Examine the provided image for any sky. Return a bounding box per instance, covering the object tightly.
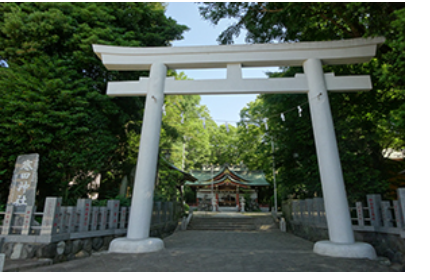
[164,2,279,125]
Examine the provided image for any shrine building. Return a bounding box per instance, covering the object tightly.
[185,164,270,211]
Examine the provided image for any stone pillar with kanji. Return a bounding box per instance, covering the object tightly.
[6,154,39,228]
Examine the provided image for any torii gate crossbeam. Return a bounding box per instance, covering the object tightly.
[93,37,385,259]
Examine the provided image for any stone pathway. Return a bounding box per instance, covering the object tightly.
[19,230,398,272]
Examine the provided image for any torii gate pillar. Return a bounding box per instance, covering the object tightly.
[304,58,376,259]
[109,62,167,253]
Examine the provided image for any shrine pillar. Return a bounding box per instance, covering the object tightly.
[215,188,219,211]
[109,62,167,253]
[304,58,376,259]
[236,187,240,211]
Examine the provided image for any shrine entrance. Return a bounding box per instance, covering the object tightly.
[186,164,269,211]
[219,192,235,207]
[93,37,384,259]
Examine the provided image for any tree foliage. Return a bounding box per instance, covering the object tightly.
[0,2,188,206]
[139,73,218,202]
[199,2,405,202]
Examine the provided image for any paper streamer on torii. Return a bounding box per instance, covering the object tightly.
[297,106,302,117]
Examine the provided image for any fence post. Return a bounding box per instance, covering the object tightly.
[366,194,382,228]
[313,198,324,225]
[60,207,68,233]
[305,199,314,225]
[107,200,120,229]
[1,205,14,235]
[99,207,108,230]
[77,199,92,232]
[41,197,62,235]
[297,200,302,222]
[312,198,318,224]
[397,188,405,226]
[291,201,298,222]
[21,205,36,235]
[66,206,76,233]
[393,200,403,228]
[299,200,306,223]
[380,201,393,227]
[355,202,365,226]
[91,206,100,231]
[119,207,127,229]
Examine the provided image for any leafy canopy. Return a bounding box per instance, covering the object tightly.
[0,2,188,206]
[198,2,405,202]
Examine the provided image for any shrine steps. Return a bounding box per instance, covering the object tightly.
[187,217,256,231]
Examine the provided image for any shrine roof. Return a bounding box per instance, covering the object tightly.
[185,165,269,187]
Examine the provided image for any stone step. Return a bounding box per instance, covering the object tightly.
[188,223,256,229]
[191,216,253,220]
[189,224,255,229]
[188,217,256,231]
[190,221,254,226]
[191,218,254,222]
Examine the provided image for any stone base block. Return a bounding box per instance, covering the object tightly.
[313,240,377,260]
[108,237,164,254]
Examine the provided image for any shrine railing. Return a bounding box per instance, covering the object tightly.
[282,188,405,238]
[0,198,180,243]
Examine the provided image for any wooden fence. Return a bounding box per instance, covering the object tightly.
[0,197,180,243]
[283,188,405,238]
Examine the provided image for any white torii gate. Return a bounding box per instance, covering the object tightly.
[93,37,385,259]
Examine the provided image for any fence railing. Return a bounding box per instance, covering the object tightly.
[0,197,180,243]
[284,188,405,238]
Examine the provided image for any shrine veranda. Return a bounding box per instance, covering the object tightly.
[94,37,385,259]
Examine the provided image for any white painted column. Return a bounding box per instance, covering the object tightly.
[304,58,354,243]
[109,62,167,253]
[304,58,376,259]
[271,138,278,216]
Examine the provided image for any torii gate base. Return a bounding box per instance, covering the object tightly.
[314,241,376,259]
[94,37,384,259]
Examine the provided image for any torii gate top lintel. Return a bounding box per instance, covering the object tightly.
[93,37,385,96]
[93,37,385,71]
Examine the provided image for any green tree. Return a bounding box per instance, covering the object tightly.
[125,71,218,202]
[236,100,276,205]
[199,2,405,202]
[0,2,188,206]
[208,124,241,165]
[161,93,216,172]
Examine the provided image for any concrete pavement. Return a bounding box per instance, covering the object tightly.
[16,229,398,272]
